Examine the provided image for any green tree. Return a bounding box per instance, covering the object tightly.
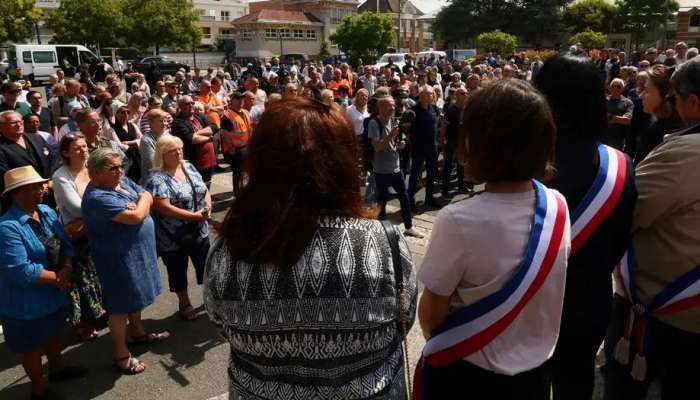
[477,30,518,57]
[329,12,394,64]
[0,0,43,43]
[569,30,608,49]
[121,0,202,54]
[563,0,618,33]
[46,0,123,47]
[433,0,569,47]
[615,0,679,47]
[318,41,331,59]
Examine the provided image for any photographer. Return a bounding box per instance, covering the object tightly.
[369,96,423,238]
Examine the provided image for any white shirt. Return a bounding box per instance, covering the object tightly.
[418,190,570,375]
[254,89,267,107]
[346,104,369,136]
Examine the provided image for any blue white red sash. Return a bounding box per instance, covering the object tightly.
[614,246,700,380]
[413,180,568,399]
[570,143,627,255]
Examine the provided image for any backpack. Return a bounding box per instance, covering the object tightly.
[361,114,379,171]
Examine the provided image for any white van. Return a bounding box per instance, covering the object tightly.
[7,44,100,83]
[416,50,447,67]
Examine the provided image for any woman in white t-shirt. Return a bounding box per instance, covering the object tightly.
[417,79,571,399]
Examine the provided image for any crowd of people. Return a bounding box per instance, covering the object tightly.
[0,45,699,400]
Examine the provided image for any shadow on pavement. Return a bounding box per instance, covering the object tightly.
[1,307,223,399]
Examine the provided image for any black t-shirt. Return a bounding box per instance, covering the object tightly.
[444,104,462,144]
[549,137,636,334]
[410,104,440,148]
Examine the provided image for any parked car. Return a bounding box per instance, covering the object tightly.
[416,50,448,67]
[373,53,409,70]
[6,44,100,83]
[0,58,8,74]
[134,56,190,83]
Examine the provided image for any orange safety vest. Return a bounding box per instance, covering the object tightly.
[221,108,251,153]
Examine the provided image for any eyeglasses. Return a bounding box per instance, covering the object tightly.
[108,164,124,172]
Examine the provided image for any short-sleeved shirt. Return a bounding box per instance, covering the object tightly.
[418,190,570,375]
[368,118,400,174]
[411,104,439,148]
[346,105,369,136]
[604,96,634,149]
[145,163,209,252]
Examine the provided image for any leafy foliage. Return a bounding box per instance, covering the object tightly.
[614,0,679,46]
[433,0,569,47]
[569,30,608,49]
[318,41,331,59]
[46,0,124,47]
[329,12,394,64]
[563,0,618,33]
[0,0,43,43]
[121,0,202,54]
[477,30,519,57]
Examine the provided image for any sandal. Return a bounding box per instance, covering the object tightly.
[130,331,170,346]
[178,304,198,321]
[113,355,146,375]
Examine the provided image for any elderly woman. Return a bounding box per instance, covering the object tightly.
[81,148,168,375]
[145,136,211,320]
[111,104,142,183]
[140,108,170,184]
[204,98,417,399]
[52,133,107,341]
[0,166,87,399]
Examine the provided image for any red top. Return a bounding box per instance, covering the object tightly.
[190,115,217,170]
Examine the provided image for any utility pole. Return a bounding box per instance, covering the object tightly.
[35,21,42,44]
[397,0,402,52]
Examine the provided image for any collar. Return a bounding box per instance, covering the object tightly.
[4,203,43,226]
[670,122,700,137]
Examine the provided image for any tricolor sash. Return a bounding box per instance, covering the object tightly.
[614,246,700,381]
[413,180,568,399]
[570,143,627,255]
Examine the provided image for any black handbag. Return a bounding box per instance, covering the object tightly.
[27,212,66,272]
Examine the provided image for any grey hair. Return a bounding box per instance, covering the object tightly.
[671,57,700,99]
[87,147,122,174]
[687,48,699,59]
[0,111,20,124]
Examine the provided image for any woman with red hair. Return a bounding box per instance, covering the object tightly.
[204,98,417,399]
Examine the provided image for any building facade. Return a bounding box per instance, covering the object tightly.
[232,9,324,58]
[357,0,432,53]
[29,0,248,48]
[677,5,700,47]
[243,0,359,55]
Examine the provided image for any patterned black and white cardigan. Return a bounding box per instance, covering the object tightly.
[204,216,417,400]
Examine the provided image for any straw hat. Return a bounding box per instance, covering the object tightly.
[2,166,49,195]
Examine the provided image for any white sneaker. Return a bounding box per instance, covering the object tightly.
[404,227,425,238]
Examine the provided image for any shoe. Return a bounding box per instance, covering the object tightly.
[441,191,454,199]
[48,365,88,382]
[30,390,63,400]
[404,227,425,238]
[424,198,446,208]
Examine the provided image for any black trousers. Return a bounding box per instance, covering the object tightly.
[602,295,700,400]
[160,239,210,293]
[225,148,247,197]
[422,359,551,400]
[408,146,437,204]
[375,172,413,229]
[441,139,465,194]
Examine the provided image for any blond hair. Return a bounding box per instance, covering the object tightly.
[152,135,184,171]
[147,108,167,123]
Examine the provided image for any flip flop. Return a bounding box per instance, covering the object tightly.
[113,355,147,375]
[130,331,170,346]
[178,304,198,321]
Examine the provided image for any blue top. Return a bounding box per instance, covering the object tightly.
[145,162,209,252]
[81,177,161,314]
[0,204,74,320]
[410,104,439,148]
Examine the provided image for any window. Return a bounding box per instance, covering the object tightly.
[240,29,253,40]
[293,29,304,39]
[202,27,212,39]
[306,30,316,40]
[265,28,278,39]
[279,29,291,39]
[33,51,56,63]
[78,50,97,65]
[22,51,32,63]
[331,8,344,24]
[690,15,700,33]
[220,10,230,21]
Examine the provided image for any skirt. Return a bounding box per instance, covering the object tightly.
[2,307,66,353]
